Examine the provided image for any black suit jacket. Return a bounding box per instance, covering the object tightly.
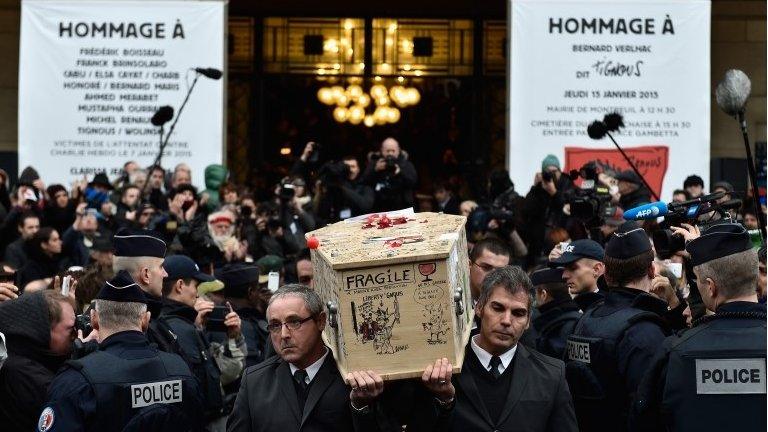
[227,352,378,432]
[439,343,578,432]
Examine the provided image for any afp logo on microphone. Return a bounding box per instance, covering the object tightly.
[636,206,661,218]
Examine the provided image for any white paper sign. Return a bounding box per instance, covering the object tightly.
[19,0,225,189]
[509,0,710,200]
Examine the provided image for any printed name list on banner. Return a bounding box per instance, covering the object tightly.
[19,0,225,189]
[509,0,710,200]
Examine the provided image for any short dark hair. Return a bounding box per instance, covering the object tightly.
[470,238,511,262]
[477,266,532,311]
[672,189,689,199]
[603,249,654,286]
[17,211,39,228]
[683,175,704,189]
[536,282,571,302]
[162,277,193,297]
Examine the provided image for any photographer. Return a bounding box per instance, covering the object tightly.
[522,155,572,267]
[314,156,374,226]
[362,137,418,212]
[273,179,316,252]
[161,255,243,430]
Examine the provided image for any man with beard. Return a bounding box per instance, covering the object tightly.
[0,291,76,430]
[3,211,40,270]
[114,184,141,229]
[180,210,247,269]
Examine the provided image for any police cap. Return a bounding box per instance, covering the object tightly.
[604,221,652,259]
[96,270,147,303]
[113,228,166,258]
[686,223,753,267]
[549,239,604,266]
[215,263,261,298]
[530,267,564,286]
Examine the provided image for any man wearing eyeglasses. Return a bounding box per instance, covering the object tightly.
[227,284,381,432]
[469,239,512,333]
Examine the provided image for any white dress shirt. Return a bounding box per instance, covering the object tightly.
[289,347,329,385]
[470,335,516,374]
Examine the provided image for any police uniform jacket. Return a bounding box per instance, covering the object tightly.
[532,299,581,359]
[630,301,767,432]
[226,350,379,432]
[565,287,671,432]
[38,330,203,432]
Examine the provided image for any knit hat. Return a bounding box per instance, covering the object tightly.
[541,154,561,172]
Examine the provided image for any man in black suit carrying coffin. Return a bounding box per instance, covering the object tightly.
[434,265,578,432]
[227,284,380,432]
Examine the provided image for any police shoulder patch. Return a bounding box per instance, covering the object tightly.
[38,406,55,432]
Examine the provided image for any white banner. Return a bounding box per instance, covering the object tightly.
[19,0,225,189]
[509,0,710,200]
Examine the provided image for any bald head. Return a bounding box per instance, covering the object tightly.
[381,138,400,158]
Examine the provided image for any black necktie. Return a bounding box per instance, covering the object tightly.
[489,356,502,379]
[294,369,309,391]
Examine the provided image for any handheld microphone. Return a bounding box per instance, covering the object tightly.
[150,105,174,126]
[623,201,669,220]
[715,69,751,117]
[193,67,223,80]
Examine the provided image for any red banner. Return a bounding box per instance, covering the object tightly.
[564,146,670,198]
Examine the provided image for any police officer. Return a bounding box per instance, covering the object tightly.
[214,263,273,368]
[548,239,606,311]
[530,267,581,359]
[631,223,766,432]
[161,255,242,430]
[564,222,672,432]
[37,271,203,432]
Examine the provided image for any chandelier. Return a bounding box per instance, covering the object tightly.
[316,77,421,126]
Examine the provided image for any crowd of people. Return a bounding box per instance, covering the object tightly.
[0,135,765,432]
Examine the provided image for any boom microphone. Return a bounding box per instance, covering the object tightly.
[715,69,751,117]
[150,105,174,126]
[624,201,669,221]
[193,67,223,80]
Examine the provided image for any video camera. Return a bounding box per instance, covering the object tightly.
[566,162,617,227]
[652,192,742,259]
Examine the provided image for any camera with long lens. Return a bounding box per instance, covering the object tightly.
[652,192,741,259]
[566,162,617,227]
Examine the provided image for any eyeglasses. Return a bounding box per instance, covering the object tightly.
[471,261,499,273]
[267,315,315,333]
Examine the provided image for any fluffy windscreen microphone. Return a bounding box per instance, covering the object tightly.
[715,69,751,116]
[603,113,624,132]
[151,106,174,126]
[587,120,607,139]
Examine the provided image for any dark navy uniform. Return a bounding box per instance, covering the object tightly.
[160,299,224,420]
[38,331,203,432]
[631,302,766,432]
[631,223,766,432]
[565,288,671,431]
[532,298,581,359]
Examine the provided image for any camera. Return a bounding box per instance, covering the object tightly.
[318,161,351,188]
[307,142,322,165]
[566,162,617,227]
[652,192,740,259]
[542,170,554,183]
[75,312,93,335]
[278,183,295,202]
[373,154,398,175]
